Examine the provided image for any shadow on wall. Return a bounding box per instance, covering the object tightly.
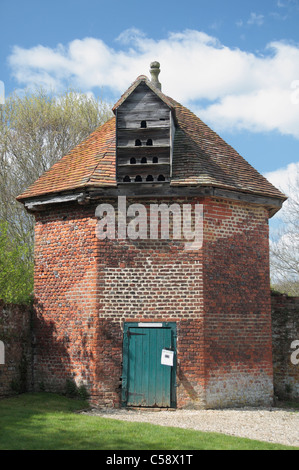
[32,298,90,398]
[92,318,123,407]
[0,300,32,397]
[32,298,118,402]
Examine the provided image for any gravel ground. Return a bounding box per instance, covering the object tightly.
[80,407,299,447]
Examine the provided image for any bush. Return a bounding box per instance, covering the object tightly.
[65,379,89,400]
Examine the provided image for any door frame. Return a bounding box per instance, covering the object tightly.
[121,322,177,408]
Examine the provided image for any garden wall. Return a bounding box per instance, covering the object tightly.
[271,293,299,402]
[0,301,33,397]
[0,293,298,405]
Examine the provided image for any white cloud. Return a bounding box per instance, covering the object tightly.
[265,161,299,192]
[265,162,299,221]
[247,13,265,26]
[277,0,299,8]
[197,86,299,137]
[115,28,146,45]
[7,29,299,139]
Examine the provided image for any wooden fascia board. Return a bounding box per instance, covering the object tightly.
[22,192,86,212]
[88,184,285,214]
[20,183,285,219]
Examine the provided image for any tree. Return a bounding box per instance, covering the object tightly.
[0,88,113,302]
[0,221,33,303]
[270,169,299,296]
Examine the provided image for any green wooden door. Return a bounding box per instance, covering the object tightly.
[122,323,176,407]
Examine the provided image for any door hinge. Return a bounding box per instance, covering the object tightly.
[127,331,146,338]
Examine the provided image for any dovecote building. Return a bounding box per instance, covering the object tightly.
[17,63,286,409]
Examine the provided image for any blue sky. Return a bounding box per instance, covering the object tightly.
[1,0,299,211]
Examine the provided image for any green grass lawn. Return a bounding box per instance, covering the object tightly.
[0,393,297,450]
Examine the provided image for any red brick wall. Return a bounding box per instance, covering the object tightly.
[33,203,101,398]
[203,198,273,407]
[271,294,299,401]
[0,301,32,397]
[32,196,273,408]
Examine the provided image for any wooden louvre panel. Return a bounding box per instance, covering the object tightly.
[116,82,172,183]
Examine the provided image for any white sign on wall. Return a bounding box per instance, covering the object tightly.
[161,349,174,367]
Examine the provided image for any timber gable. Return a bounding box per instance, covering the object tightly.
[115,81,174,184]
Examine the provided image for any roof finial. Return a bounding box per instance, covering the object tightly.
[150,61,161,91]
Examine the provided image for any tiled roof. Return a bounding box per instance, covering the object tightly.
[17,76,286,202]
[170,101,285,199]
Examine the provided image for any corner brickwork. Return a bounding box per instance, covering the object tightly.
[203,198,274,407]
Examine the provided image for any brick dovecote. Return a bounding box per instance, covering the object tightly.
[17,65,285,409]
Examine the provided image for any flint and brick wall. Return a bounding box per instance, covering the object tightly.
[31,195,274,408]
[271,294,299,401]
[0,301,32,397]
